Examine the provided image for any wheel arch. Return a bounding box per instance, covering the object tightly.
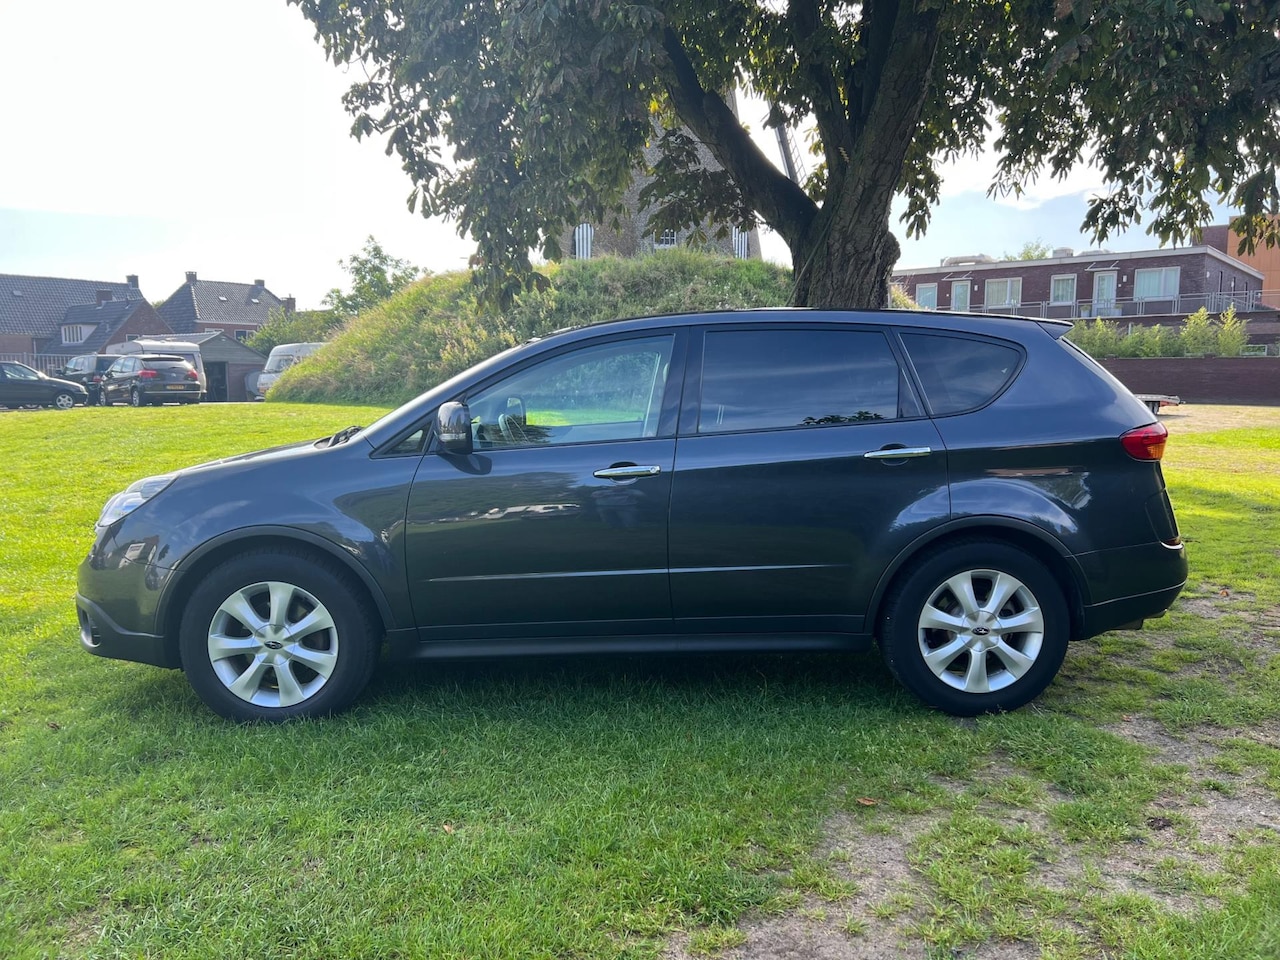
[868,519,1087,642]
[158,527,396,663]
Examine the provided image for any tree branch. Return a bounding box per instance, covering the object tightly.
[787,0,852,178]
[659,26,816,248]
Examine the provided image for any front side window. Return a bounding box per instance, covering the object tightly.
[1134,267,1180,299]
[1,362,39,381]
[465,335,674,449]
[698,329,910,434]
[1050,275,1077,304]
[915,283,938,309]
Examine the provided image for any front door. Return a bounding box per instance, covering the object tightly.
[404,333,680,639]
[668,325,950,634]
[951,280,971,312]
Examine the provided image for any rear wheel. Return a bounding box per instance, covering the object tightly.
[178,550,380,721]
[879,541,1069,716]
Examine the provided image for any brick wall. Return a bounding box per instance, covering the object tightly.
[1098,357,1280,405]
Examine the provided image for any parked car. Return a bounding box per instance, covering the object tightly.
[60,354,122,405]
[254,342,325,399]
[77,309,1187,722]
[0,361,88,409]
[98,354,202,407]
[110,339,207,398]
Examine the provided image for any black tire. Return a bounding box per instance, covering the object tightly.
[879,541,1069,716]
[52,391,76,411]
[130,387,144,407]
[98,387,110,406]
[179,549,380,722]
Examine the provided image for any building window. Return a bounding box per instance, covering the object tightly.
[985,278,1022,308]
[915,283,937,309]
[1050,275,1077,304]
[1134,267,1180,299]
[732,226,750,260]
[655,229,677,249]
[572,223,594,260]
[126,334,140,341]
[61,324,92,344]
[235,330,250,342]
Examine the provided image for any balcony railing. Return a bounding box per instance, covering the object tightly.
[907,290,1272,321]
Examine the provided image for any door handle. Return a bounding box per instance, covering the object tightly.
[593,465,662,480]
[863,446,932,460]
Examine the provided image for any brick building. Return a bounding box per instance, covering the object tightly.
[157,273,293,342]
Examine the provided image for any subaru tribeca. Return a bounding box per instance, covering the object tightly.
[77,310,1187,721]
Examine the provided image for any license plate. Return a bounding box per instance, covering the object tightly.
[166,384,188,390]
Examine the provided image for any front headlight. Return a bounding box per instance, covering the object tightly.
[96,473,178,529]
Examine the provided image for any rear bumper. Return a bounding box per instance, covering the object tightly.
[1074,540,1188,638]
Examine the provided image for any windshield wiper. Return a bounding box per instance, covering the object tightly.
[323,425,363,447]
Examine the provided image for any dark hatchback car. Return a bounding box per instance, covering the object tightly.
[77,310,1187,721]
[61,353,122,405]
[0,361,88,409]
[99,354,202,406]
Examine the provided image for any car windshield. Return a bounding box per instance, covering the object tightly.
[263,356,296,374]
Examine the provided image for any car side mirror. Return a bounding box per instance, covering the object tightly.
[436,401,473,456]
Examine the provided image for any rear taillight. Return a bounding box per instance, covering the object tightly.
[138,369,158,379]
[1121,422,1168,461]
[186,370,199,381]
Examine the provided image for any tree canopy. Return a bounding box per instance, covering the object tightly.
[291,0,1280,309]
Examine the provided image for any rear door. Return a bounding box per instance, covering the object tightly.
[668,323,950,635]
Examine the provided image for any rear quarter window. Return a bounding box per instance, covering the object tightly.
[900,333,1022,415]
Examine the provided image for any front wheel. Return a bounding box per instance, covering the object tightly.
[130,387,144,407]
[879,541,1069,716]
[178,550,380,721]
[52,391,76,410]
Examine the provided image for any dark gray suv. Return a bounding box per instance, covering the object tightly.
[77,310,1187,721]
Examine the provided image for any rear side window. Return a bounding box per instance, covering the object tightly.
[900,333,1021,415]
[698,329,915,433]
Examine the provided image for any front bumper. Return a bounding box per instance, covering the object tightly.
[76,593,178,668]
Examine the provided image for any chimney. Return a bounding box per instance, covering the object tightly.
[253,278,265,288]
[126,274,139,289]
[283,296,296,315]
[185,271,197,284]
[95,289,113,305]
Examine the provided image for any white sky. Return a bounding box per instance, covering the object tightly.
[0,0,1216,307]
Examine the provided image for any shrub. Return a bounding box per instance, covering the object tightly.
[1217,304,1249,357]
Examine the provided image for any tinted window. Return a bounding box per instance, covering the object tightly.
[900,333,1021,415]
[697,329,907,433]
[466,335,674,448]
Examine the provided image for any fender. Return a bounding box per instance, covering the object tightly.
[155,524,401,639]
[865,515,1089,633]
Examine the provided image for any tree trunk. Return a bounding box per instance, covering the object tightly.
[790,200,901,309]
[789,164,903,309]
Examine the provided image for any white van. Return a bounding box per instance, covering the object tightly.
[254,342,325,399]
[109,339,206,398]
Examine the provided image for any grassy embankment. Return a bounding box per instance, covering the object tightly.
[0,402,1278,958]
[269,251,794,406]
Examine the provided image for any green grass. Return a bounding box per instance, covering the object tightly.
[1,403,1279,958]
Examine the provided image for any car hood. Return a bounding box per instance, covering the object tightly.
[42,375,87,392]
[176,434,362,479]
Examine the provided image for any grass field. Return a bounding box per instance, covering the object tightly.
[1,402,1278,959]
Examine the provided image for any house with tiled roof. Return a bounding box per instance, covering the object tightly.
[156,272,294,342]
[0,273,145,356]
[39,297,173,357]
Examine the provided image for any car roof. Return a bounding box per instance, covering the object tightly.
[535,307,1069,345]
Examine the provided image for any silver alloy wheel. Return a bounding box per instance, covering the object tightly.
[53,392,75,410]
[131,387,143,407]
[916,568,1045,694]
[206,580,341,708]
